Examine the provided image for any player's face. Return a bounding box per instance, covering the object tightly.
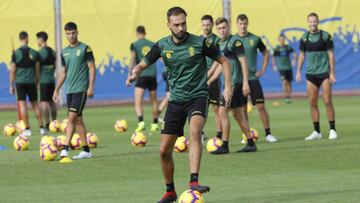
[278,36,285,45]
[65,29,78,45]
[308,16,319,32]
[237,19,248,34]
[216,22,229,39]
[168,13,187,41]
[201,19,213,36]
[36,38,42,47]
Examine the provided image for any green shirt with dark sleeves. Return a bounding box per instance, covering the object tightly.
[200,33,221,69]
[11,46,39,84]
[273,45,294,71]
[130,38,157,77]
[38,46,56,84]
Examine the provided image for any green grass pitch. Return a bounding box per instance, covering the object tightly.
[0,96,359,203]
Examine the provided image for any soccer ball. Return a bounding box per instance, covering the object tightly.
[61,119,69,133]
[114,119,128,132]
[40,144,58,161]
[40,135,57,147]
[71,133,83,150]
[247,103,253,113]
[174,136,189,152]
[56,135,67,150]
[206,137,223,153]
[49,120,61,133]
[15,120,26,133]
[3,123,16,137]
[131,132,147,147]
[178,190,204,203]
[13,136,30,151]
[86,132,98,148]
[242,128,259,143]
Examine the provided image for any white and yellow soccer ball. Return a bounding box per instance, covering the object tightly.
[178,190,204,203]
[40,135,57,147]
[15,120,26,133]
[174,136,189,153]
[242,128,259,143]
[56,135,67,150]
[114,119,128,132]
[71,133,83,150]
[40,144,58,161]
[49,120,61,133]
[86,132,98,148]
[206,137,223,153]
[131,132,147,147]
[61,119,69,133]
[3,123,16,137]
[247,103,253,113]
[13,136,30,151]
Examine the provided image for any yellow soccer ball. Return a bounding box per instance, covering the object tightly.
[131,132,147,147]
[15,120,26,133]
[49,120,61,133]
[56,135,67,150]
[40,135,56,147]
[178,190,204,203]
[71,133,83,150]
[13,136,30,151]
[247,103,253,113]
[61,119,69,133]
[3,123,16,137]
[206,137,223,153]
[114,119,128,132]
[86,132,98,148]
[40,144,58,161]
[242,128,259,143]
[174,136,189,153]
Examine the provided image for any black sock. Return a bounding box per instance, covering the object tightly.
[64,145,69,151]
[166,182,175,192]
[329,120,336,131]
[223,140,228,148]
[216,131,222,139]
[190,173,199,183]
[26,127,30,130]
[45,123,50,129]
[313,122,320,133]
[39,125,44,129]
[83,145,90,152]
[138,116,144,122]
[247,138,255,146]
[153,118,158,123]
[265,128,271,136]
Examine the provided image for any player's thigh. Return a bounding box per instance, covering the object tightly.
[134,87,145,103]
[321,78,332,103]
[306,80,319,105]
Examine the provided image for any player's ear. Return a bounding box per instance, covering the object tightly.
[167,22,170,30]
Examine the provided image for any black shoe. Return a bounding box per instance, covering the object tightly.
[236,144,257,153]
[190,182,211,193]
[210,145,229,154]
[158,191,177,203]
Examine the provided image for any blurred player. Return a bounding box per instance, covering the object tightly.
[158,65,170,120]
[296,12,338,140]
[126,7,233,203]
[9,31,45,136]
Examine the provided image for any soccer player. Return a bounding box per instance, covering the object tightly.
[36,31,57,131]
[272,34,297,103]
[200,14,223,139]
[126,7,233,203]
[210,17,256,154]
[236,14,278,143]
[53,22,96,161]
[296,12,338,140]
[9,31,45,136]
[128,26,159,132]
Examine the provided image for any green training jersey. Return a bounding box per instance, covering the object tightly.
[144,33,221,102]
[200,33,221,69]
[236,32,266,80]
[11,46,39,84]
[61,42,95,94]
[130,38,157,77]
[38,46,56,84]
[299,30,333,75]
[273,45,294,71]
[218,35,245,84]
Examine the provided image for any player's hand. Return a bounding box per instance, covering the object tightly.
[52,91,59,103]
[126,74,137,86]
[9,86,15,95]
[255,70,265,77]
[207,80,212,87]
[330,72,336,84]
[296,71,301,82]
[87,87,94,98]
[242,83,250,97]
[223,84,233,107]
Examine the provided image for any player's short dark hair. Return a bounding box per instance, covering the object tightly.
[19,31,28,40]
[201,15,213,23]
[167,7,187,21]
[64,22,77,31]
[136,26,146,34]
[36,31,48,42]
[237,14,248,22]
[307,12,319,19]
[215,17,229,26]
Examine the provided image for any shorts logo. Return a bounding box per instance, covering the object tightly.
[141,46,151,56]
[76,49,81,56]
[188,47,195,56]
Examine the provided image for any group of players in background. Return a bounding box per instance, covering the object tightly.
[9,6,338,203]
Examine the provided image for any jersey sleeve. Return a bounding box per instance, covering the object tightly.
[202,39,221,60]
[232,39,245,56]
[130,43,135,51]
[84,46,95,62]
[326,34,334,50]
[61,54,66,67]
[257,38,267,52]
[299,38,306,52]
[144,43,161,65]
[11,51,16,64]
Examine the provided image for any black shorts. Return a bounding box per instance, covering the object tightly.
[219,83,247,108]
[208,79,221,105]
[135,76,157,91]
[67,92,87,116]
[15,83,37,102]
[162,72,169,92]
[161,97,208,136]
[40,83,55,102]
[249,79,265,105]
[279,70,293,82]
[306,73,329,88]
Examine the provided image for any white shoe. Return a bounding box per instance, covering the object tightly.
[265,134,278,143]
[40,128,48,136]
[305,131,322,141]
[329,129,338,140]
[73,151,93,160]
[241,138,246,144]
[20,129,32,137]
[60,149,68,158]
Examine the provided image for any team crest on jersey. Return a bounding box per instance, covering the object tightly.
[188,46,195,56]
[235,41,242,47]
[205,39,212,47]
[76,49,81,56]
[164,50,173,59]
[141,46,151,56]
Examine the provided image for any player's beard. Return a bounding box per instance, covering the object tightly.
[171,30,187,42]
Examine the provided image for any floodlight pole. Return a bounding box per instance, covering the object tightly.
[223,0,231,25]
[54,0,65,105]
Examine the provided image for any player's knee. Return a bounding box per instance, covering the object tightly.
[323,98,332,106]
[159,147,172,160]
[256,104,266,112]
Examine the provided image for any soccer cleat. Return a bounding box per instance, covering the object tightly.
[151,123,159,132]
[40,128,48,136]
[189,182,210,193]
[158,191,177,203]
[59,157,73,163]
[210,145,229,155]
[236,144,257,153]
[265,134,278,143]
[135,121,146,132]
[20,129,31,137]
[329,129,338,140]
[305,131,322,141]
[73,151,93,159]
